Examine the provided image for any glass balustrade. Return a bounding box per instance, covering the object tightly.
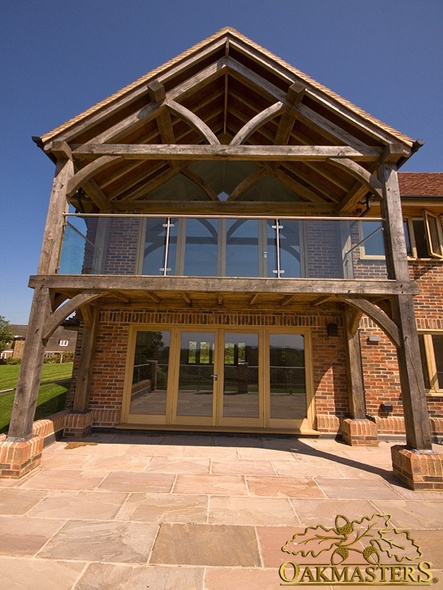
[58,214,388,280]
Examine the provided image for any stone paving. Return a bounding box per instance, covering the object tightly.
[0,432,442,589]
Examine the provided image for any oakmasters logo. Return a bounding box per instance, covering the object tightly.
[279,513,436,586]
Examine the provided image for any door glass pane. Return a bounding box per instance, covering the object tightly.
[226,220,259,277]
[130,331,170,415]
[270,334,306,419]
[177,332,214,416]
[223,333,259,418]
[184,219,218,276]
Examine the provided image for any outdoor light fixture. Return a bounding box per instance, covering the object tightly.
[380,403,393,413]
[367,335,381,344]
[327,323,338,337]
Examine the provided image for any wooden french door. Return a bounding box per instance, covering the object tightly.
[123,326,314,431]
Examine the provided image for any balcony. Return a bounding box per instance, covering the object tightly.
[58,214,388,281]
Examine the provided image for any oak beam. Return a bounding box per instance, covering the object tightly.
[71,144,383,161]
[30,275,419,297]
[67,155,122,198]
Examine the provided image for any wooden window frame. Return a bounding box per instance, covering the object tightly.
[404,211,443,260]
[419,331,443,395]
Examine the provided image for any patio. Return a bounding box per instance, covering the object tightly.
[0,432,442,589]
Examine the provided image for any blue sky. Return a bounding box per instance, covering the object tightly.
[1,0,442,324]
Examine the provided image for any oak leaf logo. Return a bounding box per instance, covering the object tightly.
[282,513,422,565]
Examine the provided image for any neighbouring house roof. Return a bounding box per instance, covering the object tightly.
[398,172,443,197]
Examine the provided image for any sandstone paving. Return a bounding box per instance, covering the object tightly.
[0,435,441,589]
[289,498,377,527]
[208,495,299,526]
[37,520,158,563]
[27,490,129,520]
[144,456,210,474]
[115,492,209,523]
[0,557,85,590]
[97,470,175,493]
[211,458,276,475]
[0,516,65,557]
[173,473,249,495]
[150,523,261,567]
[0,488,48,515]
[20,468,108,491]
[74,563,204,590]
[247,475,325,498]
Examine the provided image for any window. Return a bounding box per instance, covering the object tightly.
[59,339,69,347]
[419,333,443,392]
[360,221,385,258]
[404,211,443,259]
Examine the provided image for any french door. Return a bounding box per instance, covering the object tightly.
[123,326,314,431]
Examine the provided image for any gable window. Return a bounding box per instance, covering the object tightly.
[419,333,443,393]
[404,211,443,259]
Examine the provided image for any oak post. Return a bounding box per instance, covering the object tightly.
[7,284,52,439]
[38,158,74,275]
[72,306,99,412]
[343,309,366,419]
[379,163,432,450]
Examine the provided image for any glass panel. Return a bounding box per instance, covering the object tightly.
[362,222,385,256]
[59,217,93,274]
[279,220,302,278]
[184,219,218,276]
[270,334,306,419]
[143,218,177,275]
[223,333,259,418]
[432,335,443,389]
[413,219,429,258]
[177,332,215,416]
[226,220,259,277]
[266,220,278,277]
[130,331,170,415]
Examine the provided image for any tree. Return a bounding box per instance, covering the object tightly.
[0,316,13,353]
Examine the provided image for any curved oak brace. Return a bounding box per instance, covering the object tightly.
[43,290,106,342]
[167,101,220,145]
[229,168,267,201]
[67,156,122,198]
[230,101,285,146]
[339,296,400,347]
[328,158,383,200]
[181,168,219,201]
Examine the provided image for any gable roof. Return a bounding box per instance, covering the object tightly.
[37,28,421,216]
[40,27,414,147]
